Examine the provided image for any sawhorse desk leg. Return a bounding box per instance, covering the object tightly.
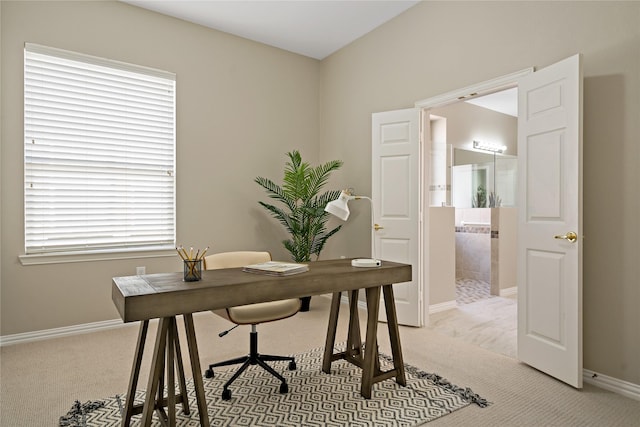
[323,290,364,373]
[323,285,406,399]
[121,315,210,427]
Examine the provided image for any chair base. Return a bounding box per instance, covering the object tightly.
[204,329,296,400]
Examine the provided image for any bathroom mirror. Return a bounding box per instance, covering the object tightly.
[451,148,517,208]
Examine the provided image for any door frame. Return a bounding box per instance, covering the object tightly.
[413,67,533,324]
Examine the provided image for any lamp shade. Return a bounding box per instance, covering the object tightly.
[324,190,353,221]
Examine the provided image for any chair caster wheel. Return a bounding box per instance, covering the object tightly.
[222,389,232,400]
[279,383,288,394]
[204,368,214,378]
[288,360,296,371]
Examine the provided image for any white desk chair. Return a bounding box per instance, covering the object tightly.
[203,251,300,400]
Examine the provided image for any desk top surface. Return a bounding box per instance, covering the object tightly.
[112,258,411,322]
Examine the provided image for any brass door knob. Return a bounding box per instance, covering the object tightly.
[554,231,578,243]
[374,224,384,231]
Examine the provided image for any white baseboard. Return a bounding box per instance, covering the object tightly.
[499,287,517,297]
[583,369,640,401]
[429,300,457,314]
[0,318,126,347]
[0,313,217,347]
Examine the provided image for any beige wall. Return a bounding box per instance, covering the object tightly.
[428,207,455,306]
[493,207,517,294]
[1,1,320,334]
[319,2,640,385]
[1,0,639,388]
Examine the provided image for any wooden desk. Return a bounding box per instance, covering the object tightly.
[112,258,411,427]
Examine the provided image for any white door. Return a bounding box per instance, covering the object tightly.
[517,54,583,388]
[372,108,422,327]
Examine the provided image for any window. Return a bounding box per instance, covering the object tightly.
[23,44,176,258]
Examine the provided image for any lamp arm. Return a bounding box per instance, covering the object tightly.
[355,196,377,261]
[326,190,380,263]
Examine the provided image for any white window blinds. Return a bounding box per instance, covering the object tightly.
[24,44,176,255]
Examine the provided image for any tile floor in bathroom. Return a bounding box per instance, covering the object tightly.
[455,277,493,304]
[427,278,517,358]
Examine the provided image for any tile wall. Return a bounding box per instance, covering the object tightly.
[455,208,491,282]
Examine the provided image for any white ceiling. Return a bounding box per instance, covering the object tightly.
[121,0,419,60]
[121,0,516,116]
[466,88,518,117]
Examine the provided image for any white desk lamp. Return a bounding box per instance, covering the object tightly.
[325,190,382,268]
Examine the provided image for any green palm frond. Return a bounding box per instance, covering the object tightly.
[307,160,343,197]
[255,177,296,211]
[282,151,311,202]
[310,225,342,257]
[257,201,295,233]
[256,151,344,263]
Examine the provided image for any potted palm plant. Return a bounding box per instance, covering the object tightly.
[255,150,343,311]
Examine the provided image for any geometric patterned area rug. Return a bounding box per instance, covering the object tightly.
[60,345,488,426]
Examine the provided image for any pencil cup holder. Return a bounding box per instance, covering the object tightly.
[183,259,202,282]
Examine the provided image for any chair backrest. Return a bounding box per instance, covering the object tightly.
[204,251,271,270]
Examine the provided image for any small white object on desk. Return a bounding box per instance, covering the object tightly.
[351,258,382,268]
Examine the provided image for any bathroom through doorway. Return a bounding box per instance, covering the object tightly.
[422,86,519,358]
[428,91,518,306]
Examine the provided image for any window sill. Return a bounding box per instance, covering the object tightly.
[18,247,177,266]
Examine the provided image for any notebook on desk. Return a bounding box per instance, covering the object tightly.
[242,261,309,276]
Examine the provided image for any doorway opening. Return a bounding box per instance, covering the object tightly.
[415,72,530,359]
[429,89,518,304]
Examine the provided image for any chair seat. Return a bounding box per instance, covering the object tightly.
[214,298,301,325]
[204,251,301,400]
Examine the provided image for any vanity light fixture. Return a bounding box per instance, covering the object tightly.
[473,140,507,154]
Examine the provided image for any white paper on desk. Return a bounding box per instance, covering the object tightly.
[242,261,309,276]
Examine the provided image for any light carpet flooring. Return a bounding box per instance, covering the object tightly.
[2,295,639,426]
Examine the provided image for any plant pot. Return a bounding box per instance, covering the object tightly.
[300,296,311,312]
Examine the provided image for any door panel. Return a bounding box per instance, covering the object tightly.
[527,132,563,219]
[380,155,412,217]
[518,54,583,388]
[526,250,564,344]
